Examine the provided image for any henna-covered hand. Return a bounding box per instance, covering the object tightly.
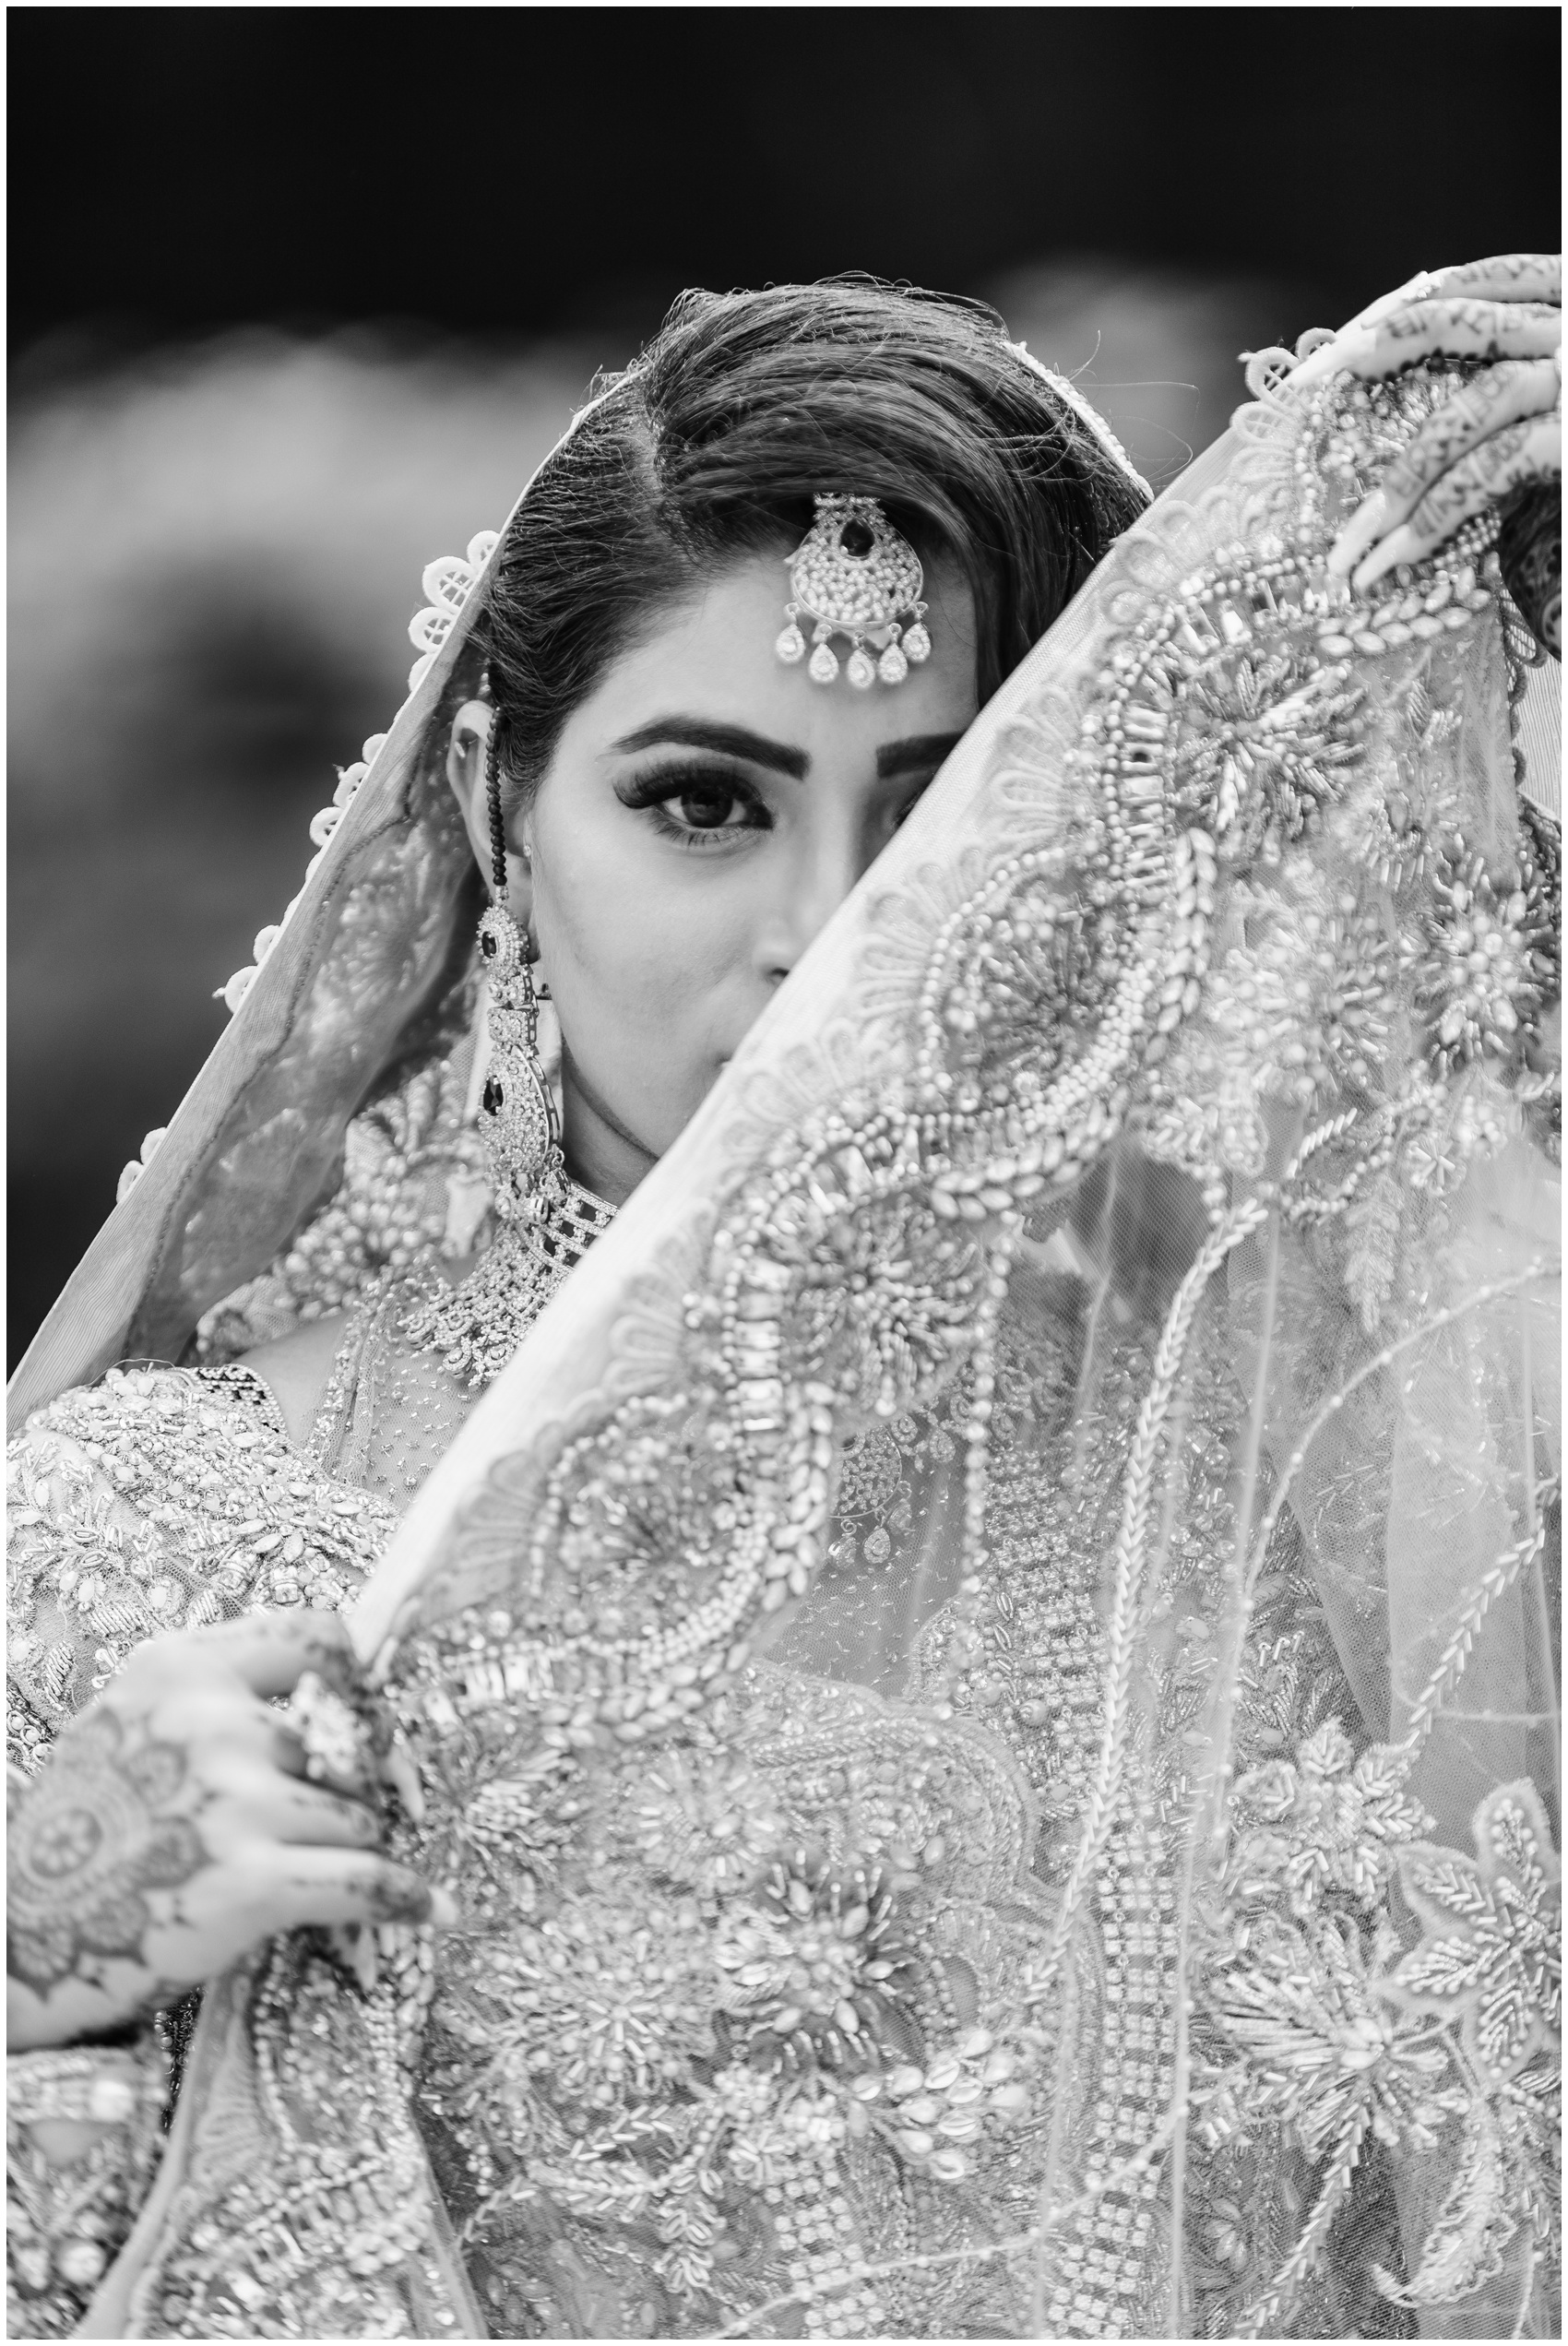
[1295,255,1561,385]
[6,1610,452,2053]
[1287,255,1561,608]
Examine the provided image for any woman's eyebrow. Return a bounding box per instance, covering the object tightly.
[610,718,810,778]
[876,732,963,779]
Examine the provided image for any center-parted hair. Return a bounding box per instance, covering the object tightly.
[474,279,1151,809]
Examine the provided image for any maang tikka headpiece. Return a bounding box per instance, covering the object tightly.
[777,494,932,687]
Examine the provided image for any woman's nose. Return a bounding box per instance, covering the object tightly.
[754,816,869,987]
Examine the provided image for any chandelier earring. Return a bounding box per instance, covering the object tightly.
[399,713,614,1388]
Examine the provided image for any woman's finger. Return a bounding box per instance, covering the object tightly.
[267,1773,379,1848]
[1339,260,1560,336]
[1329,357,1562,577]
[1349,415,1562,592]
[1420,255,1561,309]
[265,1844,458,1932]
[199,1755,386,1850]
[256,1778,386,1851]
[111,1681,286,1772]
[125,1606,357,1703]
[1292,298,1561,387]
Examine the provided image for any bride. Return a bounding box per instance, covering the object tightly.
[7,265,1561,2339]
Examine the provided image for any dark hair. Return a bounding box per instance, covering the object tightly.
[475,278,1149,815]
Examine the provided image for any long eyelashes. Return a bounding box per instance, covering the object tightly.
[613,763,772,851]
[612,763,941,852]
[647,798,766,851]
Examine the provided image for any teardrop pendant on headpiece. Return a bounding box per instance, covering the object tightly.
[778,495,931,686]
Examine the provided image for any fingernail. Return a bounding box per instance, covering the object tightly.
[1327,492,1387,578]
[1352,530,1415,595]
[381,1739,426,1824]
[430,1886,463,1931]
[1291,326,1377,388]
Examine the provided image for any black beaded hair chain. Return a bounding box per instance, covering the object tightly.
[484,715,509,898]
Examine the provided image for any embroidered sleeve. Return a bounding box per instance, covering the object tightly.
[7,1363,394,1760]
[6,1366,398,2325]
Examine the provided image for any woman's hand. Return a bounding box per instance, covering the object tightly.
[7,1610,447,2053]
[1289,256,1561,601]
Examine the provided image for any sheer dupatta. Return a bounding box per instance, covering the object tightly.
[44,356,1562,2338]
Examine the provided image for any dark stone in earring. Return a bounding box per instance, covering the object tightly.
[482,1078,504,1115]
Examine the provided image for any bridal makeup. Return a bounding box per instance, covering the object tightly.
[449,551,978,1204]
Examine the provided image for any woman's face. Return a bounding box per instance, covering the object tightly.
[451,550,978,1202]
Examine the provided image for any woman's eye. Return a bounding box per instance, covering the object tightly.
[675,786,742,829]
[626,769,770,846]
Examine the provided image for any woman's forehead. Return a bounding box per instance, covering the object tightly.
[568,554,980,762]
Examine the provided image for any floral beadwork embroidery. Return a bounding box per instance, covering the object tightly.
[1391,1781,1562,2083]
[1227,1721,1435,1918]
[1205,1910,1467,2162]
[1415,831,1556,1079]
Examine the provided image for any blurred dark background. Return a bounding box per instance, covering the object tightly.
[9,6,1560,1365]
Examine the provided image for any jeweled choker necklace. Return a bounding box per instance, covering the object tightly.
[399,1167,616,1392]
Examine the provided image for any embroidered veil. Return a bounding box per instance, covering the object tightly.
[8,347,1561,2340]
